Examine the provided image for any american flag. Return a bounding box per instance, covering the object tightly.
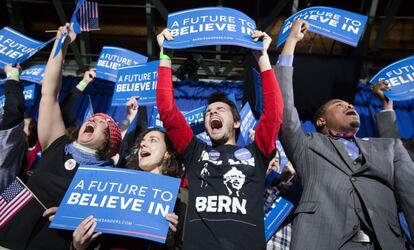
[0,179,33,228]
[78,0,99,32]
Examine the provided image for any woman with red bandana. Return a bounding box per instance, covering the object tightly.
[0,24,122,249]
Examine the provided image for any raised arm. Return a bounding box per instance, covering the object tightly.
[372,81,400,138]
[155,29,193,153]
[0,65,24,130]
[38,23,76,150]
[276,20,309,168]
[252,31,283,158]
[120,96,139,139]
[60,69,96,128]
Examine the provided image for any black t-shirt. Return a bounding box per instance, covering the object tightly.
[0,135,78,249]
[181,137,268,250]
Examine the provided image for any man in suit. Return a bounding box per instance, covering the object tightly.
[276,19,414,250]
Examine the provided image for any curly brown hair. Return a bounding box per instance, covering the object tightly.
[125,128,182,178]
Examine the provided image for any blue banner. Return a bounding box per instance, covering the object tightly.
[277,6,367,47]
[112,60,159,106]
[96,46,148,82]
[20,64,45,84]
[164,7,263,50]
[240,102,257,145]
[0,27,53,68]
[49,166,181,243]
[264,197,294,241]
[369,56,414,101]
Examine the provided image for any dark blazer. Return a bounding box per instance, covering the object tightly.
[375,110,414,161]
[275,65,414,250]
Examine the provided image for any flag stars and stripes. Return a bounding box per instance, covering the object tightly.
[0,179,33,228]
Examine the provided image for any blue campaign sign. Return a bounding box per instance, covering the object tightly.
[20,64,45,84]
[164,7,263,50]
[149,105,206,134]
[277,6,367,47]
[369,56,414,101]
[49,166,181,243]
[183,105,205,134]
[264,140,289,187]
[96,46,148,82]
[148,106,164,130]
[240,102,257,145]
[0,27,53,67]
[264,197,294,241]
[112,60,159,106]
[23,84,36,106]
[276,140,288,171]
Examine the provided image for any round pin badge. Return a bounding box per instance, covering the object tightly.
[208,150,220,161]
[64,159,77,171]
[234,148,252,161]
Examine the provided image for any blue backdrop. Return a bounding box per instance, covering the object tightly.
[2,77,413,140]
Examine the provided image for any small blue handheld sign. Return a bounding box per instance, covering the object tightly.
[49,166,181,243]
[240,102,257,145]
[277,6,367,47]
[369,56,414,101]
[164,7,263,50]
[20,65,46,84]
[96,46,148,82]
[264,197,294,241]
[0,27,53,67]
[112,60,159,106]
[264,140,289,187]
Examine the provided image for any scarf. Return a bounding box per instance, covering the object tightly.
[64,142,113,166]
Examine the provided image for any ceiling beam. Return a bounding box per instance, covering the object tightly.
[259,0,291,33]
[372,0,402,52]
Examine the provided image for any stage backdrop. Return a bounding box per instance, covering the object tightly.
[1,75,414,140]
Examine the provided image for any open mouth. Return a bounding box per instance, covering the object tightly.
[346,110,357,116]
[210,117,223,130]
[140,150,151,158]
[84,124,95,134]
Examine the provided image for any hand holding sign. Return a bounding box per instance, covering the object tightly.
[4,64,21,81]
[157,29,174,68]
[165,212,179,232]
[73,216,102,250]
[53,23,77,58]
[372,80,393,110]
[252,31,271,59]
[82,68,96,84]
[42,206,58,222]
[289,19,309,43]
[126,96,139,121]
[157,29,174,53]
